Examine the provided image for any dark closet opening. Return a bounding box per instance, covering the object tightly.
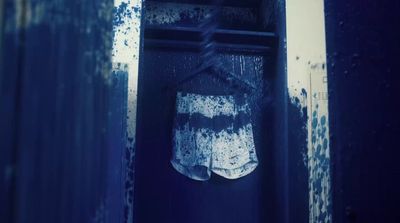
[134,1,280,222]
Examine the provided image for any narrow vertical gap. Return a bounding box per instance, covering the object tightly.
[10,0,28,222]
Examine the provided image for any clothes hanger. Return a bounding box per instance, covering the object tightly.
[174,1,257,94]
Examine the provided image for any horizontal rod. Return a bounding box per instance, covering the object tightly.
[144,26,278,49]
[144,39,273,55]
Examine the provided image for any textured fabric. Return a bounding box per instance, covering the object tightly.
[171,92,258,181]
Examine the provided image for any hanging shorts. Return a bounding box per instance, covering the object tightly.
[170,92,258,181]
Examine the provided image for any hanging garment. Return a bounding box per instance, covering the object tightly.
[171,91,258,181]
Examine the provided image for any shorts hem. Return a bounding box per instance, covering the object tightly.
[170,160,211,181]
[211,160,258,179]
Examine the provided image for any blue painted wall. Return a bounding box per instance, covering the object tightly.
[325,0,400,222]
[0,1,129,222]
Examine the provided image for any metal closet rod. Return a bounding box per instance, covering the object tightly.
[144,26,277,54]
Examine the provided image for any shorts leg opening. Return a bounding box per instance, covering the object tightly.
[171,159,211,181]
[212,160,258,179]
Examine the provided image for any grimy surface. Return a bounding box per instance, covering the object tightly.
[0,1,128,222]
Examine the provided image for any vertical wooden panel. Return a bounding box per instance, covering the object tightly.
[0,1,25,222]
[112,1,143,222]
[0,0,132,222]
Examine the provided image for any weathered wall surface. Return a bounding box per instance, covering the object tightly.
[112,1,143,222]
[285,0,331,222]
[0,1,129,222]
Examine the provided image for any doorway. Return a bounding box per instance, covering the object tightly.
[134,1,279,222]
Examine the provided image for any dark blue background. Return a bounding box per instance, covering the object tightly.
[325,0,400,222]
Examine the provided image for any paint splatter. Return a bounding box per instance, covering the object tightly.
[309,104,332,223]
[144,2,256,26]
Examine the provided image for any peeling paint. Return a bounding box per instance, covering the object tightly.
[112,0,142,222]
[290,88,308,117]
[286,0,332,222]
[144,2,256,26]
[308,64,331,223]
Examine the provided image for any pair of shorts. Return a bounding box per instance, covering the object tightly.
[170,92,258,181]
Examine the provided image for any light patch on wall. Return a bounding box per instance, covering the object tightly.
[5,1,97,31]
[285,0,331,222]
[112,0,142,222]
[4,1,49,31]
